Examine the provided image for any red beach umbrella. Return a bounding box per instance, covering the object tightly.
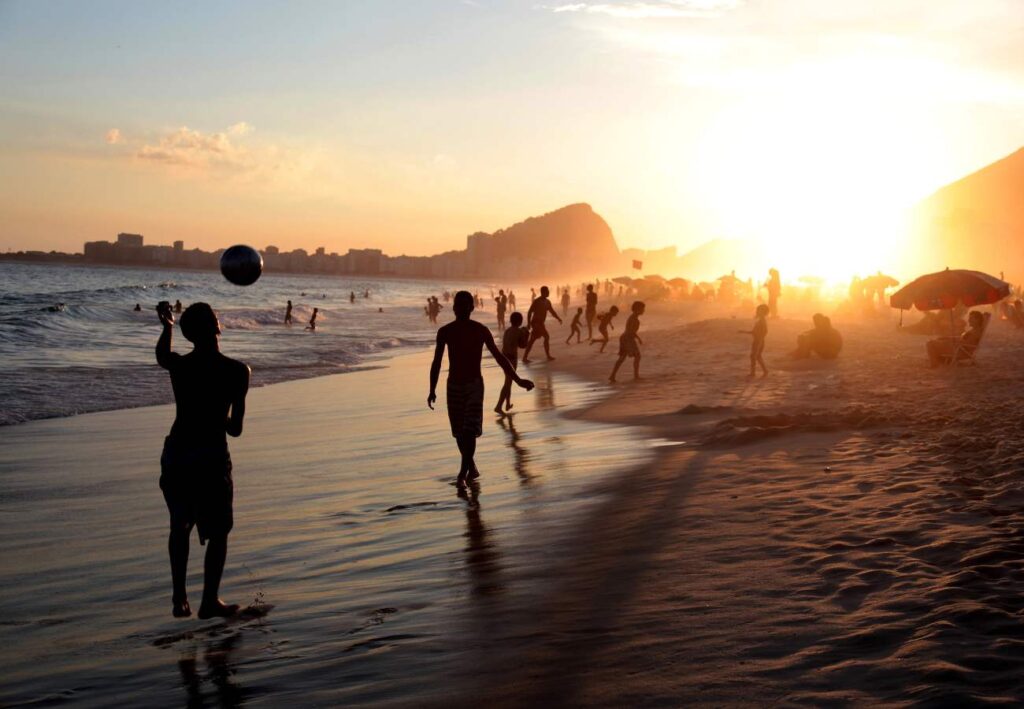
[889,269,1010,311]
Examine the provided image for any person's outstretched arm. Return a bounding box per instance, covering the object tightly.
[547,301,562,324]
[484,330,534,390]
[156,306,176,369]
[427,331,446,409]
[226,363,251,437]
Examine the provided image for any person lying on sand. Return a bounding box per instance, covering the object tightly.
[610,301,644,383]
[429,291,534,487]
[740,304,770,377]
[792,313,843,360]
[156,302,250,620]
[926,310,986,367]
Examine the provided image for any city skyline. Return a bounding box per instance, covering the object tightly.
[2,1,1024,281]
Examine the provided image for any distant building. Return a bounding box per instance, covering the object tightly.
[117,233,143,247]
[173,240,184,251]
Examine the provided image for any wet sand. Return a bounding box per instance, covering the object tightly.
[0,350,651,707]
[442,306,1024,706]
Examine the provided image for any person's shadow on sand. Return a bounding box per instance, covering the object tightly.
[497,415,534,485]
[177,633,248,708]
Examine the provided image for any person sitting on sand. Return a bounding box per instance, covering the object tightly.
[495,312,530,414]
[792,313,843,360]
[522,286,563,363]
[566,307,584,344]
[156,302,250,619]
[591,306,619,353]
[609,301,645,383]
[429,291,534,487]
[926,310,986,367]
[740,304,770,377]
[306,307,318,331]
[284,300,293,325]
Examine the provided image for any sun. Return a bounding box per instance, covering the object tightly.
[694,73,946,285]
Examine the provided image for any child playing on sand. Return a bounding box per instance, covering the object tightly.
[591,306,619,353]
[740,304,769,376]
[429,291,534,487]
[496,312,530,414]
[156,302,250,619]
[609,301,644,383]
[566,307,584,344]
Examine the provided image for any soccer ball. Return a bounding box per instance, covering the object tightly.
[220,245,263,286]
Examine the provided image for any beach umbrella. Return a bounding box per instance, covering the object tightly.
[667,277,690,287]
[717,273,740,283]
[612,276,633,285]
[890,268,1009,311]
[644,274,667,283]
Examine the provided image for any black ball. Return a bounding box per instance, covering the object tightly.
[220,245,263,286]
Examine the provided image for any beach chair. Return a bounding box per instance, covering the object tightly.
[942,312,991,367]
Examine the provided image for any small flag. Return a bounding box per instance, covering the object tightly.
[632,259,643,270]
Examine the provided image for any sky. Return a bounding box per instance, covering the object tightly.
[2,0,1023,274]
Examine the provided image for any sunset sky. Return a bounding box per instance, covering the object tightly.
[2,0,1023,272]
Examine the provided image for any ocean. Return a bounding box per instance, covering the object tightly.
[0,261,505,425]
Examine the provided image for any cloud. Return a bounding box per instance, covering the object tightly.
[105,128,122,144]
[542,0,740,19]
[134,124,259,172]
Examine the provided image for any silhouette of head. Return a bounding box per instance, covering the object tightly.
[632,301,646,315]
[510,311,523,327]
[587,284,594,292]
[812,312,827,329]
[454,290,475,318]
[576,307,583,314]
[755,304,770,318]
[610,305,620,315]
[180,303,220,345]
[287,300,292,305]
[499,289,505,295]
[540,286,550,297]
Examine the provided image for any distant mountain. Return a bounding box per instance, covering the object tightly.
[466,203,620,277]
[675,237,766,282]
[913,147,1024,280]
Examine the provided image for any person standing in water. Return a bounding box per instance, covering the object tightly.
[508,290,517,311]
[560,287,571,318]
[609,301,645,383]
[740,304,770,376]
[584,284,598,341]
[174,300,183,314]
[429,291,533,487]
[307,307,319,331]
[495,289,508,332]
[522,286,562,363]
[566,307,584,344]
[156,302,250,619]
[495,311,529,414]
[284,300,293,325]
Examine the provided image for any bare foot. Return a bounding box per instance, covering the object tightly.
[546,356,556,361]
[172,597,192,618]
[467,467,480,480]
[608,377,617,384]
[522,358,531,364]
[198,599,239,619]
[505,401,513,411]
[494,405,504,414]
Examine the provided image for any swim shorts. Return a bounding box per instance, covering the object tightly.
[618,335,639,358]
[160,437,234,544]
[447,377,484,439]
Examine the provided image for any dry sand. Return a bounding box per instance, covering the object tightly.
[441,302,1024,706]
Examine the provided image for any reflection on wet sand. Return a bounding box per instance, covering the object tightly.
[458,483,503,601]
[534,371,556,410]
[177,633,247,709]
[497,415,534,485]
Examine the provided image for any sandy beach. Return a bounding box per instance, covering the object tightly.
[438,302,1024,706]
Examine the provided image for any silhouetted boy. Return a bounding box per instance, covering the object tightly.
[284,300,293,325]
[496,311,529,414]
[585,284,598,340]
[522,285,562,363]
[156,302,250,619]
[740,303,770,376]
[429,291,533,486]
[609,301,645,383]
[566,307,584,344]
[592,306,619,353]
